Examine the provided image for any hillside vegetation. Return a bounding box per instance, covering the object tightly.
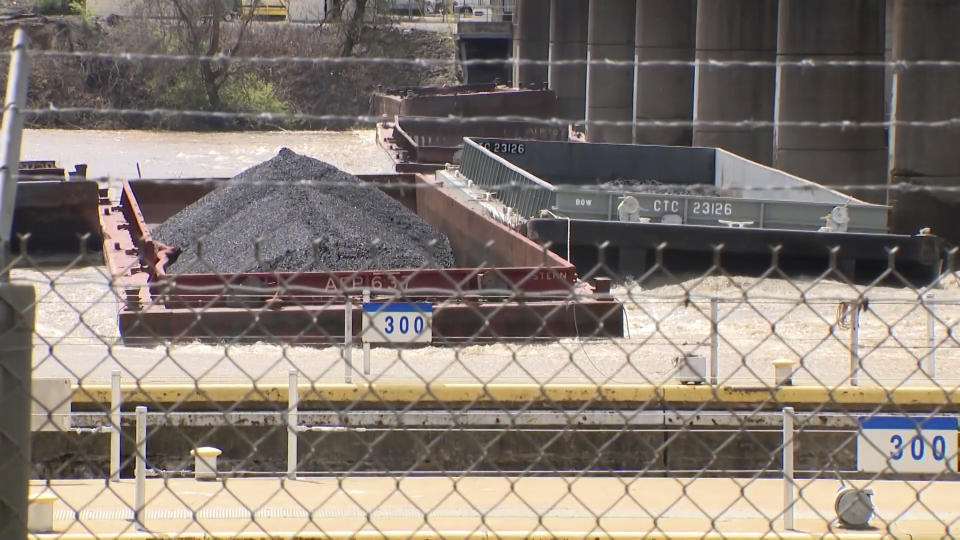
[0,14,457,129]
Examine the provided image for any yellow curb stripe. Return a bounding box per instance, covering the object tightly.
[70,383,960,406]
[28,533,901,540]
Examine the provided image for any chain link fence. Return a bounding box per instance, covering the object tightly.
[0,8,958,538]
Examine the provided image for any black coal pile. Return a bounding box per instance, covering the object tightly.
[151,149,456,274]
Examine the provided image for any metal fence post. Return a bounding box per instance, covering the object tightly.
[0,284,35,540]
[110,370,121,482]
[710,297,719,386]
[134,405,147,531]
[0,29,32,540]
[287,369,298,480]
[925,293,936,378]
[782,406,795,531]
[0,29,29,278]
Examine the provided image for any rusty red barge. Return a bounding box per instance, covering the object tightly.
[100,173,623,346]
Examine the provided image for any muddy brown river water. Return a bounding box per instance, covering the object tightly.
[22,129,395,181]
[13,129,960,388]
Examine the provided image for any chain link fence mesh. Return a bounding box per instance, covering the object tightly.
[0,5,958,538]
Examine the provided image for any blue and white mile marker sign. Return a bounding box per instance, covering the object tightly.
[857,415,958,473]
[361,302,433,344]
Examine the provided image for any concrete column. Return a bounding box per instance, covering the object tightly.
[549,0,588,121]
[888,0,960,242]
[693,0,777,164]
[513,0,550,88]
[774,0,887,203]
[586,0,635,142]
[633,0,696,146]
[883,0,894,123]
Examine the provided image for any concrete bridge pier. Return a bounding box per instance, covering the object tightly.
[773,0,887,203]
[887,0,960,241]
[513,0,550,88]
[632,0,696,146]
[693,0,777,164]
[586,0,635,143]
[548,0,588,122]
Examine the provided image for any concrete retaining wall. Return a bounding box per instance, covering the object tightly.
[33,424,858,479]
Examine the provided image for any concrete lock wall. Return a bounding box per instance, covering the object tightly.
[693,0,777,165]
[773,0,887,204]
[31,425,858,478]
[633,0,696,146]
[887,0,960,242]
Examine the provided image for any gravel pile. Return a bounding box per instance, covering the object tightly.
[151,149,456,274]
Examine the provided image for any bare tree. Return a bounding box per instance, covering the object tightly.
[164,0,260,110]
[339,0,369,56]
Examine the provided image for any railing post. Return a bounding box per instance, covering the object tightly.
[110,370,121,482]
[783,406,795,531]
[344,295,353,383]
[362,289,371,376]
[287,369,298,480]
[134,406,147,531]
[710,297,719,386]
[925,293,936,379]
[849,301,861,386]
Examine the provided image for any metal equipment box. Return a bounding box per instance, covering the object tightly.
[31,378,71,432]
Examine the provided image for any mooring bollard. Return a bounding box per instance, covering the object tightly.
[190,447,222,481]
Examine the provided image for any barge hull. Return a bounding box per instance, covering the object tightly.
[102,174,624,345]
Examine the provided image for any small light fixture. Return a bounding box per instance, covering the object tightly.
[835,487,874,529]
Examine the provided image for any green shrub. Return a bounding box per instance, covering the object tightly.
[221,73,288,115]
[36,0,67,14]
[150,67,211,111]
[148,64,289,128]
[68,0,91,22]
